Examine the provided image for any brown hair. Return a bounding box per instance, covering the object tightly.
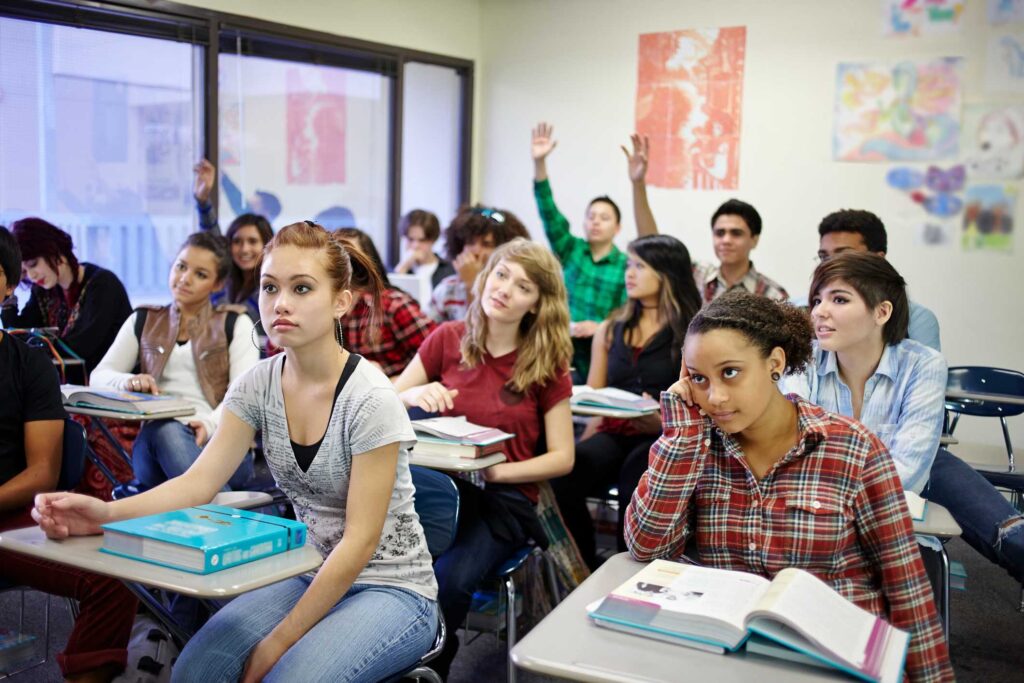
[263,222,385,344]
[687,290,813,374]
[809,251,909,345]
[442,205,530,261]
[399,209,441,242]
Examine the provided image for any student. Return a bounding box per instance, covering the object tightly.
[531,122,628,378]
[815,209,941,351]
[625,134,789,305]
[428,204,530,323]
[91,233,258,492]
[780,252,1023,584]
[194,158,282,226]
[393,209,456,289]
[334,227,437,378]
[395,238,575,677]
[625,290,953,682]
[33,222,439,683]
[552,234,701,568]
[0,226,138,683]
[0,217,132,374]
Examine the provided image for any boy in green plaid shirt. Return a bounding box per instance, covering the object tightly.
[532,122,628,380]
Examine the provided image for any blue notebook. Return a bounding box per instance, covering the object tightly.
[101,506,307,574]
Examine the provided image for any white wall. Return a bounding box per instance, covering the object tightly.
[477,0,1024,450]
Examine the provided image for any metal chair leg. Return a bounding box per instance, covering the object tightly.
[1000,417,1015,472]
[505,575,516,683]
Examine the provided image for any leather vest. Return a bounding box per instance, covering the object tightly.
[137,302,246,408]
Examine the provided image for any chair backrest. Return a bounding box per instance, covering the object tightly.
[59,418,87,491]
[410,465,459,558]
[946,366,1024,418]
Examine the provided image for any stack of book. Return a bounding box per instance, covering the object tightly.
[571,386,660,416]
[411,416,514,459]
[60,385,193,416]
[588,559,909,683]
[100,504,308,574]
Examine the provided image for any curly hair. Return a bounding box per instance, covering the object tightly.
[461,239,573,393]
[686,290,813,374]
[818,209,887,253]
[442,205,530,261]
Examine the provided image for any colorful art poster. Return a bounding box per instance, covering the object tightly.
[989,0,1024,24]
[963,184,1016,251]
[286,67,346,185]
[833,58,962,162]
[636,27,746,190]
[986,33,1024,92]
[914,219,956,246]
[883,0,966,36]
[964,104,1024,178]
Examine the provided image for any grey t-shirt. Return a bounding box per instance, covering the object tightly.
[223,353,437,600]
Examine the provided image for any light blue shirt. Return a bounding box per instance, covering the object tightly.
[908,300,941,352]
[779,339,948,493]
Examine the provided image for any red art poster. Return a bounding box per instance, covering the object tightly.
[636,27,746,190]
[286,67,347,184]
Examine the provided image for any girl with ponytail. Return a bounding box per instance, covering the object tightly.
[34,221,439,682]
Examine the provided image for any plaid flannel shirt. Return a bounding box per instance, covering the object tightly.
[693,260,789,306]
[625,392,952,682]
[534,179,627,322]
[342,289,436,377]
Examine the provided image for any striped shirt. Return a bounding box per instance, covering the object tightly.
[625,392,952,682]
[779,339,947,494]
[533,179,628,322]
[693,260,789,306]
[428,274,469,323]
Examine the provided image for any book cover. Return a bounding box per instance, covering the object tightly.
[195,505,307,549]
[413,435,506,459]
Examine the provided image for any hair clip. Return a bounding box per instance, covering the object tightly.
[472,207,506,224]
[304,219,317,227]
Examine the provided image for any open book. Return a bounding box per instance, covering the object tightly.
[588,560,909,683]
[410,416,514,447]
[60,384,192,416]
[904,490,927,522]
[571,386,659,414]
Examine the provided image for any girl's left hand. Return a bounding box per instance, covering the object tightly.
[241,634,289,683]
[481,462,508,484]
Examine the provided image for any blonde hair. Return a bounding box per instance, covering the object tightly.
[460,239,573,393]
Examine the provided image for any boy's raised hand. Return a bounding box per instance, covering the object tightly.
[621,133,650,183]
[531,122,558,161]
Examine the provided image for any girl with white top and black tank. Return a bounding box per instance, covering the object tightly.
[32,222,439,683]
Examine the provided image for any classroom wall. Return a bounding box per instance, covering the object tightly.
[476,0,1024,450]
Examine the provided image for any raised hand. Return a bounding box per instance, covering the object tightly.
[621,133,650,183]
[32,492,110,539]
[193,158,216,204]
[531,122,558,161]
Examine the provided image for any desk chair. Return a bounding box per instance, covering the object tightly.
[0,418,88,679]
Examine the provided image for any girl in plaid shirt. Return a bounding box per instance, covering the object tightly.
[625,290,953,682]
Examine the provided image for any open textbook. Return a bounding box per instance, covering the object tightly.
[588,560,908,683]
[571,386,659,414]
[60,384,192,416]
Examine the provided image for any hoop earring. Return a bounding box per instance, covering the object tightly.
[771,371,781,382]
[335,318,345,349]
[251,319,265,351]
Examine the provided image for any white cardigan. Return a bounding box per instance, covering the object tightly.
[91,311,258,436]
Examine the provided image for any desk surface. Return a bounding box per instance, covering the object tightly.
[914,501,961,538]
[511,553,844,683]
[64,405,196,421]
[0,526,322,598]
[409,452,505,472]
[945,389,1024,407]
[571,404,655,419]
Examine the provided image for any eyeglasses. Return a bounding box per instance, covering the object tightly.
[472,207,506,224]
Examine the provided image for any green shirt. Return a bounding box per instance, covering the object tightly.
[533,179,628,323]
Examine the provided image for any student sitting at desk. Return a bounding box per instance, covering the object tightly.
[0,217,132,374]
[625,290,952,682]
[553,234,702,568]
[395,238,575,678]
[0,226,138,683]
[33,222,439,683]
[392,209,456,289]
[91,233,258,492]
[780,252,1024,586]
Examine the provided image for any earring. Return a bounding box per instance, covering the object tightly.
[335,318,345,349]
[251,319,265,351]
[771,371,781,382]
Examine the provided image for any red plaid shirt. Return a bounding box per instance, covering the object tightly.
[342,289,436,377]
[625,392,952,682]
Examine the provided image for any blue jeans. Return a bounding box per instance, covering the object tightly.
[132,419,253,491]
[924,448,1024,583]
[171,580,438,683]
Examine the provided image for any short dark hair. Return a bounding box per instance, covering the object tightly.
[179,232,232,283]
[588,196,621,224]
[11,217,79,277]
[818,209,888,253]
[0,226,22,287]
[686,290,813,374]
[710,199,762,236]
[399,210,442,242]
[443,205,530,261]
[809,251,909,345]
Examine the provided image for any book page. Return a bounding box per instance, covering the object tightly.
[750,568,877,667]
[904,490,927,521]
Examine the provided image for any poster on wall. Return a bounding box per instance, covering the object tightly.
[963,183,1016,251]
[635,26,746,190]
[986,32,1024,92]
[989,0,1024,24]
[833,58,962,162]
[914,219,956,246]
[286,67,347,185]
[964,104,1024,178]
[882,0,965,36]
